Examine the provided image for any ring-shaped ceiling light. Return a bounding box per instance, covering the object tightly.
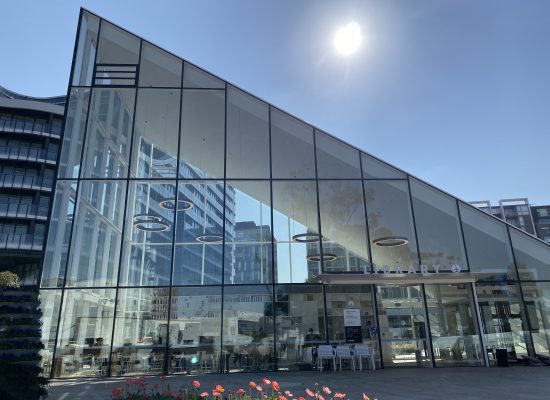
[372,236,409,247]
[159,199,194,212]
[133,214,170,232]
[196,235,223,244]
[307,253,338,262]
[291,233,323,243]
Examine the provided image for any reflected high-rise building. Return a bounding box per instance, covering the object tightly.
[38,9,550,378]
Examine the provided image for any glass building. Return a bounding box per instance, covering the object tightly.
[39,9,550,378]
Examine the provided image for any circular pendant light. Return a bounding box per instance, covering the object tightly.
[291,233,323,242]
[307,253,337,262]
[159,199,194,211]
[133,214,170,232]
[372,236,409,247]
[196,235,223,244]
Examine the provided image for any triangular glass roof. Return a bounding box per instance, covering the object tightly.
[67,8,550,274]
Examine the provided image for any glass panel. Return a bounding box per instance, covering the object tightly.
[225,181,272,284]
[119,182,176,286]
[226,86,270,178]
[41,181,77,288]
[476,283,531,364]
[376,284,431,367]
[221,285,274,373]
[97,21,140,65]
[73,11,99,86]
[179,90,225,179]
[131,89,180,178]
[111,288,169,376]
[39,290,62,376]
[365,180,419,272]
[410,179,466,272]
[510,228,550,281]
[520,281,550,356]
[315,131,361,179]
[173,181,224,285]
[272,181,320,283]
[276,285,325,371]
[424,284,483,366]
[168,287,222,374]
[325,284,379,368]
[318,180,369,273]
[58,88,90,179]
[361,153,405,179]
[139,42,182,87]
[459,203,516,281]
[53,289,116,377]
[183,62,224,89]
[65,181,126,287]
[271,109,315,179]
[81,88,135,178]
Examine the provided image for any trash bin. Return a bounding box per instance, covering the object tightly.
[495,348,509,367]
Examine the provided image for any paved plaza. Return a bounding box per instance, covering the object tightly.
[49,367,549,400]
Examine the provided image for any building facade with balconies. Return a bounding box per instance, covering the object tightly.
[0,85,65,286]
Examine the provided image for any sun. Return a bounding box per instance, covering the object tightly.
[334,22,363,55]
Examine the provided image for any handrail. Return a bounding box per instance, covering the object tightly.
[0,233,44,250]
[0,174,53,190]
[0,117,62,138]
[0,202,50,219]
[0,146,57,163]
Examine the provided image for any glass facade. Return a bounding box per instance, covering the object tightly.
[39,9,550,377]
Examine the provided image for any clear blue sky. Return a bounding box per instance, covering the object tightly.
[2,0,549,205]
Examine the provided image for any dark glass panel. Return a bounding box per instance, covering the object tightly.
[53,289,116,377]
[365,180,419,271]
[58,88,90,179]
[272,181,320,283]
[520,281,550,356]
[271,109,315,179]
[318,180,369,273]
[173,181,224,285]
[275,285,325,371]
[111,288,169,375]
[119,182,176,286]
[139,42,182,87]
[41,181,77,288]
[410,179,466,272]
[424,284,483,366]
[97,21,140,65]
[221,285,274,372]
[81,88,135,178]
[183,62,224,89]
[73,11,99,86]
[361,153,405,179]
[226,86,270,178]
[65,181,126,287]
[476,283,531,363]
[459,203,516,281]
[510,228,550,281]
[168,287,222,374]
[131,89,180,178]
[225,181,272,284]
[179,90,225,179]
[315,131,361,179]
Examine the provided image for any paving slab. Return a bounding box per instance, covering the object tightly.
[48,367,550,400]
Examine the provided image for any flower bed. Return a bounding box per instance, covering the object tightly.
[111,376,376,400]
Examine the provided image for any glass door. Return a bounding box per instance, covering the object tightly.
[376,284,431,367]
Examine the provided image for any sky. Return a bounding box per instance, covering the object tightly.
[2,0,549,205]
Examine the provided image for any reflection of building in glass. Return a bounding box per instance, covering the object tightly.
[38,9,550,378]
[0,85,65,286]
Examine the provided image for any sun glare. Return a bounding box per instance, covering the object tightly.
[334,22,362,55]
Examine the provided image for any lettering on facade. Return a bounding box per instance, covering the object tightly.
[370,264,462,275]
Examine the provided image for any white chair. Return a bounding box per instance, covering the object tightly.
[335,345,355,372]
[354,345,376,371]
[317,345,336,372]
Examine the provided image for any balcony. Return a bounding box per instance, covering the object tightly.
[0,117,62,140]
[0,233,43,251]
[0,146,57,165]
[0,174,53,192]
[0,203,49,221]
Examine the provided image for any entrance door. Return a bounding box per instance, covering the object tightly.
[376,284,431,367]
